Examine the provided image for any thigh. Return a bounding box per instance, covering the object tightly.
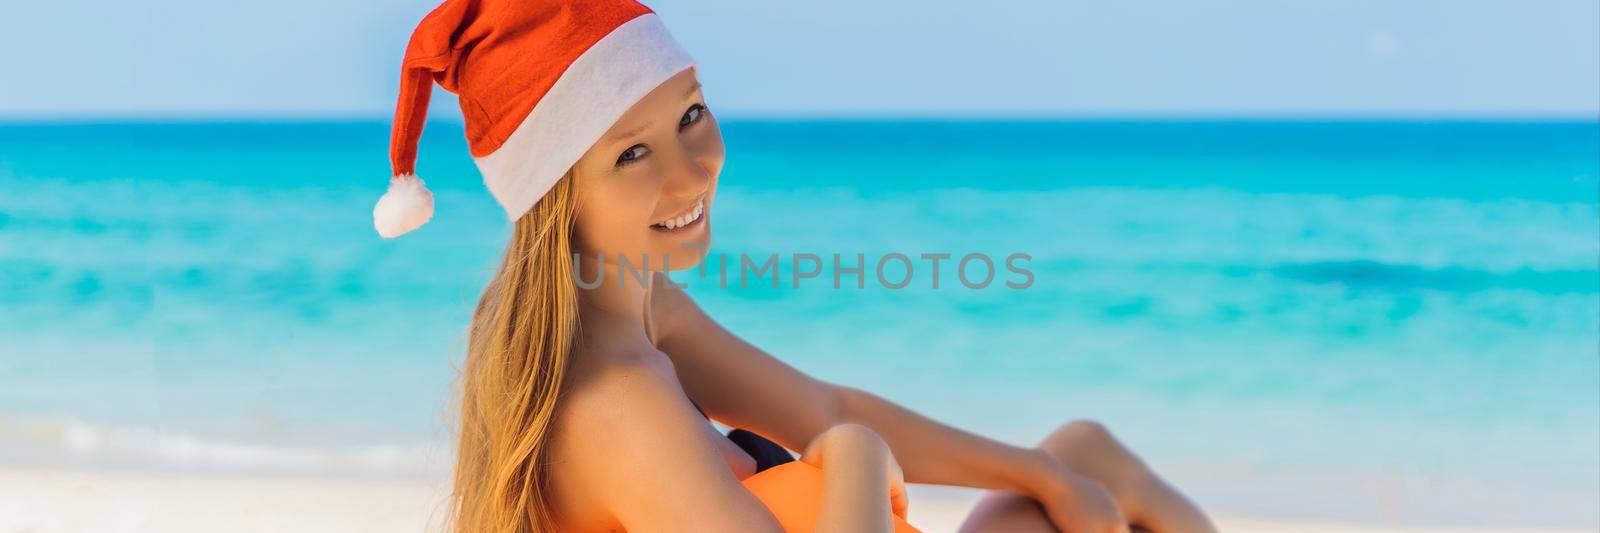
[956,491,1056,533]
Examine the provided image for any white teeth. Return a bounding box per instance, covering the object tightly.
[653,200,705,230]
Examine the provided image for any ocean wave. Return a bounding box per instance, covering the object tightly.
[1270,260,1600,294]
[0,413,446,475]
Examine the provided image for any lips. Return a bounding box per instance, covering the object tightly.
[650,199,705,231]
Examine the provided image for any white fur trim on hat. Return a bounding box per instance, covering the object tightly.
[473,13,695,221]
[373,174,434,238]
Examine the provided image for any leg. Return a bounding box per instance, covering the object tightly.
[957,490,1057,533]
[958,420,1215,533]
[1036,420,1215,533]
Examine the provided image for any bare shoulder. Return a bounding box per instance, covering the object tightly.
[547,344,779,532]
[556,346,683,432]
[544,347,687,528]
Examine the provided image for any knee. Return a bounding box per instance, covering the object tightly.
[1043,419,1114,451]
[1037,419,1133,471]
[1060,419,1112,441]
[810,423,890,456]
[818,423,884,446]
[1039,419,1153,495]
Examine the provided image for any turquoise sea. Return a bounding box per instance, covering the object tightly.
[1,120,1596,527]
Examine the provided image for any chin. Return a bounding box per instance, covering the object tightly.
[660,234,711,271]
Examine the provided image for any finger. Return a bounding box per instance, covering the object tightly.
[887,462,908,517]
[883,453,907,515]
[889,483,909,518]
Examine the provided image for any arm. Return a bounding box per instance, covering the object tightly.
[833,388,1128,532]
[648,280,1052,496]
[831,385,1051,492]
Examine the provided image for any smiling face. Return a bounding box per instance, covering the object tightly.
[569,68,723,273]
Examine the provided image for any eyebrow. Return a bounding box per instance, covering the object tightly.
[601,82,705,145]
[604,119,655,145]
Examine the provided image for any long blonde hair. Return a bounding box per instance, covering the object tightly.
[452,174,580,532]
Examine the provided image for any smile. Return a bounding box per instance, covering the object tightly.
[650,199,705,232]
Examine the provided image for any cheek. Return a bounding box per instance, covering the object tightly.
[699,120,727,180]
[574,178,659,255]
[703,133,725,217]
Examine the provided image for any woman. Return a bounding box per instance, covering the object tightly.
[373,1,1217,531]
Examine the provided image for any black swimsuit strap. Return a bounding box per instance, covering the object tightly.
[728,428,796,472]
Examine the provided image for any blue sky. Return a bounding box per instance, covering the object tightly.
[2,0,1596,118]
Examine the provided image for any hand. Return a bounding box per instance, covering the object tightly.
[1026,452,1130,533]
[885,446,908,518]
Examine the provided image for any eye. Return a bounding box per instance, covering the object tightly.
[616,144,649,166]
[679,104,706,129]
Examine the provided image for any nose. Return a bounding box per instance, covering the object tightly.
[659,142,712,199]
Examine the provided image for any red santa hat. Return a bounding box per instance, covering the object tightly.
[374,0,695,238]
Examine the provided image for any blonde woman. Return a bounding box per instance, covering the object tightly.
[374,1,1216,531]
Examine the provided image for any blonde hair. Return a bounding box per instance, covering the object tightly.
[452,174,580,532]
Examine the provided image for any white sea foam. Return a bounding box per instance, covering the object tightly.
[0,413,446,476]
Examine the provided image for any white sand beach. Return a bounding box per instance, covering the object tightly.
[0,467,1583,533]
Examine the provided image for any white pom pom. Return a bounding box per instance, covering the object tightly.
[373,174,434,238]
